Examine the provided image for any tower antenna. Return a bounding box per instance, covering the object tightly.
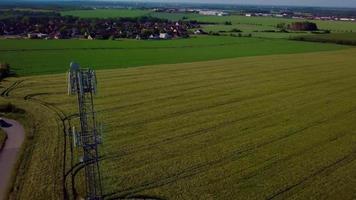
[68,62,103,200]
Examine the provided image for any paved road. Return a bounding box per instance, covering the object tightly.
[0,118,25,200]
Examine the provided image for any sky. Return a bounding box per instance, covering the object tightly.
[109,0,356,8]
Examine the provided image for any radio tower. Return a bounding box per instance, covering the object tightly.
[68,62,103,200]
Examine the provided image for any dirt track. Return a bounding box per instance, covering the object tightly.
[0,118,25,200]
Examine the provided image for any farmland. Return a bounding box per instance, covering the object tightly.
[61,9,356,38]
[61,9,152,18]
[186,15,356,32]
[0,36,348,76]
[2,47,356,199]
[293,33,356,45]
[2,5,356,200]
[61,9,356,32]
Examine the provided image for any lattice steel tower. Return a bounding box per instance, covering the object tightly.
[68,62,103,200]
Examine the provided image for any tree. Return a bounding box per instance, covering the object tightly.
[230,28,242,33]
[289,21,318,31]
[225,21,232,25]
[0,63,10,78]
[276,23,287,31]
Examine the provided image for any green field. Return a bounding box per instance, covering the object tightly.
[2,48,356,199]
[0,36,348,76]
[190,15,356,32]
[62,9,152,18]
[293,33,356,45]
[201,24,313,39]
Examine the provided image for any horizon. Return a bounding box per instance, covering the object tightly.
[4,0,356,9]
[121,0,356,8]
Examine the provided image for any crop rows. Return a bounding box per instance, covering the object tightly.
[3,48,356,199]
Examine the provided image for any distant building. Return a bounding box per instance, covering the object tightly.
[54,35,61,40]
[27,33,48,39]
[199,10,228,16]
[149,34,159,39]
[27,33,37,39]
[339,18,355,21]
[194,30,202,34]
[194,29,206,35]
[159,33,171,39]
[37,33,48,39]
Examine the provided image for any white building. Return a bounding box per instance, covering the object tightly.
[159,33,171,39]
[339,18,355,21]
[199,10,228,16]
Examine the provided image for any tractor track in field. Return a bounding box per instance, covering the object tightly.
[200,128,352,189]
[103,77,356,165]
[105,61,339,97]
[103,59,338,85]
[0,80,33,200]
[0,80,24,97]
[108,58,344,88]
[266,149,356,200]
[104,111,266,159]
[104,106,356,199]
[23,93,67,121]
[23,93,73,199]
[100,67,291,111]
[100,65,353,129]
[102,66,351,116]
[110,73,356,130]
[106,85,356,177]
[24,93,103,199]
[0,81,68,198]
[104,61,344,103]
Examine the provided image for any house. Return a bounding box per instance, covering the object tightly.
[148,34,159,39]
[27,33,48,39]
[339,18,355,21]
[37,33,48,39]
[194,30,201,34]
[27,33,37,39]
[159,33,171,39]
[199,10,228,16]
[194,29,206,35]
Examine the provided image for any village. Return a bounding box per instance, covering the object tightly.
[0,14,200,40]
